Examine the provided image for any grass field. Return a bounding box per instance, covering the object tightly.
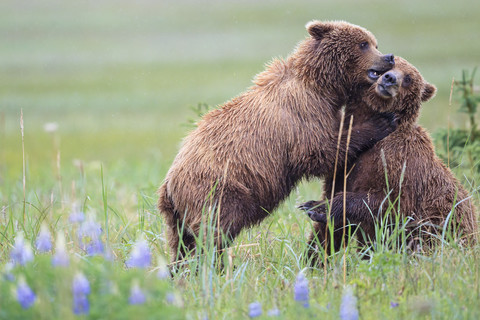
[1,0,480,319]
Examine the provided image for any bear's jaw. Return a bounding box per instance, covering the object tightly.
[376,83,398,98]
[367,69,382,82]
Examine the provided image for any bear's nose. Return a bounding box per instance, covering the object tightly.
[383,72,397,86]
[384,54,395,66]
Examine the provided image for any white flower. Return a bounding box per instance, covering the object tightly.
[43,122,59,133]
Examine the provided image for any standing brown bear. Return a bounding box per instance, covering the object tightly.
[301,57,478,256]
[158,20,396,262]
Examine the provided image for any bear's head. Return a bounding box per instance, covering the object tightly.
[294,20,395,98]
[365,56,436,123]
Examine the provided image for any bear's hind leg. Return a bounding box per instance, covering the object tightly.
[166,219,197,266]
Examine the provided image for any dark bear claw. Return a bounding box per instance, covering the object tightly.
[298,201,327,222]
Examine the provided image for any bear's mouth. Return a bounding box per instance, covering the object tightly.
[376,83,397,98]
[368,69,388,82]
[368,69,382,80]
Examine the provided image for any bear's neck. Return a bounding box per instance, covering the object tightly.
[353,89,422,129]
[288,42,349,108]
[396,106,420,128]
[393,95,422,127]
[346,96,421,130]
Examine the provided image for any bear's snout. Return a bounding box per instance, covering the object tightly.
[382,72,397,87]
[383,54,395,66]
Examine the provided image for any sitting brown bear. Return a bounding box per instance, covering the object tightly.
[158,20,397,262]
[301,57,478,257]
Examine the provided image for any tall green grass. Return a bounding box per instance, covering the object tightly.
[1,0,480,319]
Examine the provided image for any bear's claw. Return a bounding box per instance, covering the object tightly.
[299,200,328,222]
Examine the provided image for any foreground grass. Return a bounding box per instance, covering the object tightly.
[1,0,480,318]
[1,160,479,318]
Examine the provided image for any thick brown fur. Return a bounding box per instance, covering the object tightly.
[158,20,397,262]
[302,57,478,258]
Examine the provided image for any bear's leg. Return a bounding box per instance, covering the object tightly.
[214,190,266,259]
[164,214,199,268]
[302,192,381,227]
[307,221,345,266]
[301,192,386,254]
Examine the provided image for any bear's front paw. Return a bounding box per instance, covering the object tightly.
[298,200,322,211]
[308,211,327,223]
[378,112,399,136]
[298,201,327,223]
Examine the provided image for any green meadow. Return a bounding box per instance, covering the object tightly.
[1,0,480,319]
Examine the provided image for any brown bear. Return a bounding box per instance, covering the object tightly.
[301,57,478,258]
[158,20,397,262]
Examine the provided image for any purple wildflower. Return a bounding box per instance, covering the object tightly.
[267,308,280,317]
[294,272,309,308]
[52,234,69,267]
[166,292,175,304]
[73,273,90,295]
[10,233,34,266]
[72,273,90,315]
[86,238,104,256]
[3,262,15,281]
[157,267,170,279]
[165,292,183,307]
[248,302,262,318]
[17,277,36,309]
[78,218,102,240]
[129,281,146,305]
[126,238,151,269]
[69,202,85,223]
[103,245,114,261]
[35,224,52,252]
[390,301,399,308]
[340,286,359,320]
[156,256,170,279]
[78,215,104,256]
[73,294,89,315]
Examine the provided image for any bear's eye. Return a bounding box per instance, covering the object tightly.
[403,75,412,87]
[359,41,369,50]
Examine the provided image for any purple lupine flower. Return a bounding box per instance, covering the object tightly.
[3,261,15,282]
[267,308,280,316]
[35,224,52,252]
[248,302,262,318]
[69,202,85,223]
[78,215,104,256]
[73,273,90,295]
[103,245,114,261]
[126,238,151,269]
[129,281,146,305]
[156,256,170,279]
[72,273,90,315]
[340,286,359,320]
[294,272,309,308]
[17,277,36,309]
[157,267,170,279]
[73,294,89,315]
[52,234,69,267]
[86,238,104,256]
[10,233,34,266]
[3,262,15,281]
[78,218,102,240]
[166,292,175,304]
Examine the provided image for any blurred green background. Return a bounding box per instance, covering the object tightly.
[1,0,479,190]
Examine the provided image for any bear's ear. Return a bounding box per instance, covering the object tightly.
[421,82,437,102]
[306,20,334,41]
